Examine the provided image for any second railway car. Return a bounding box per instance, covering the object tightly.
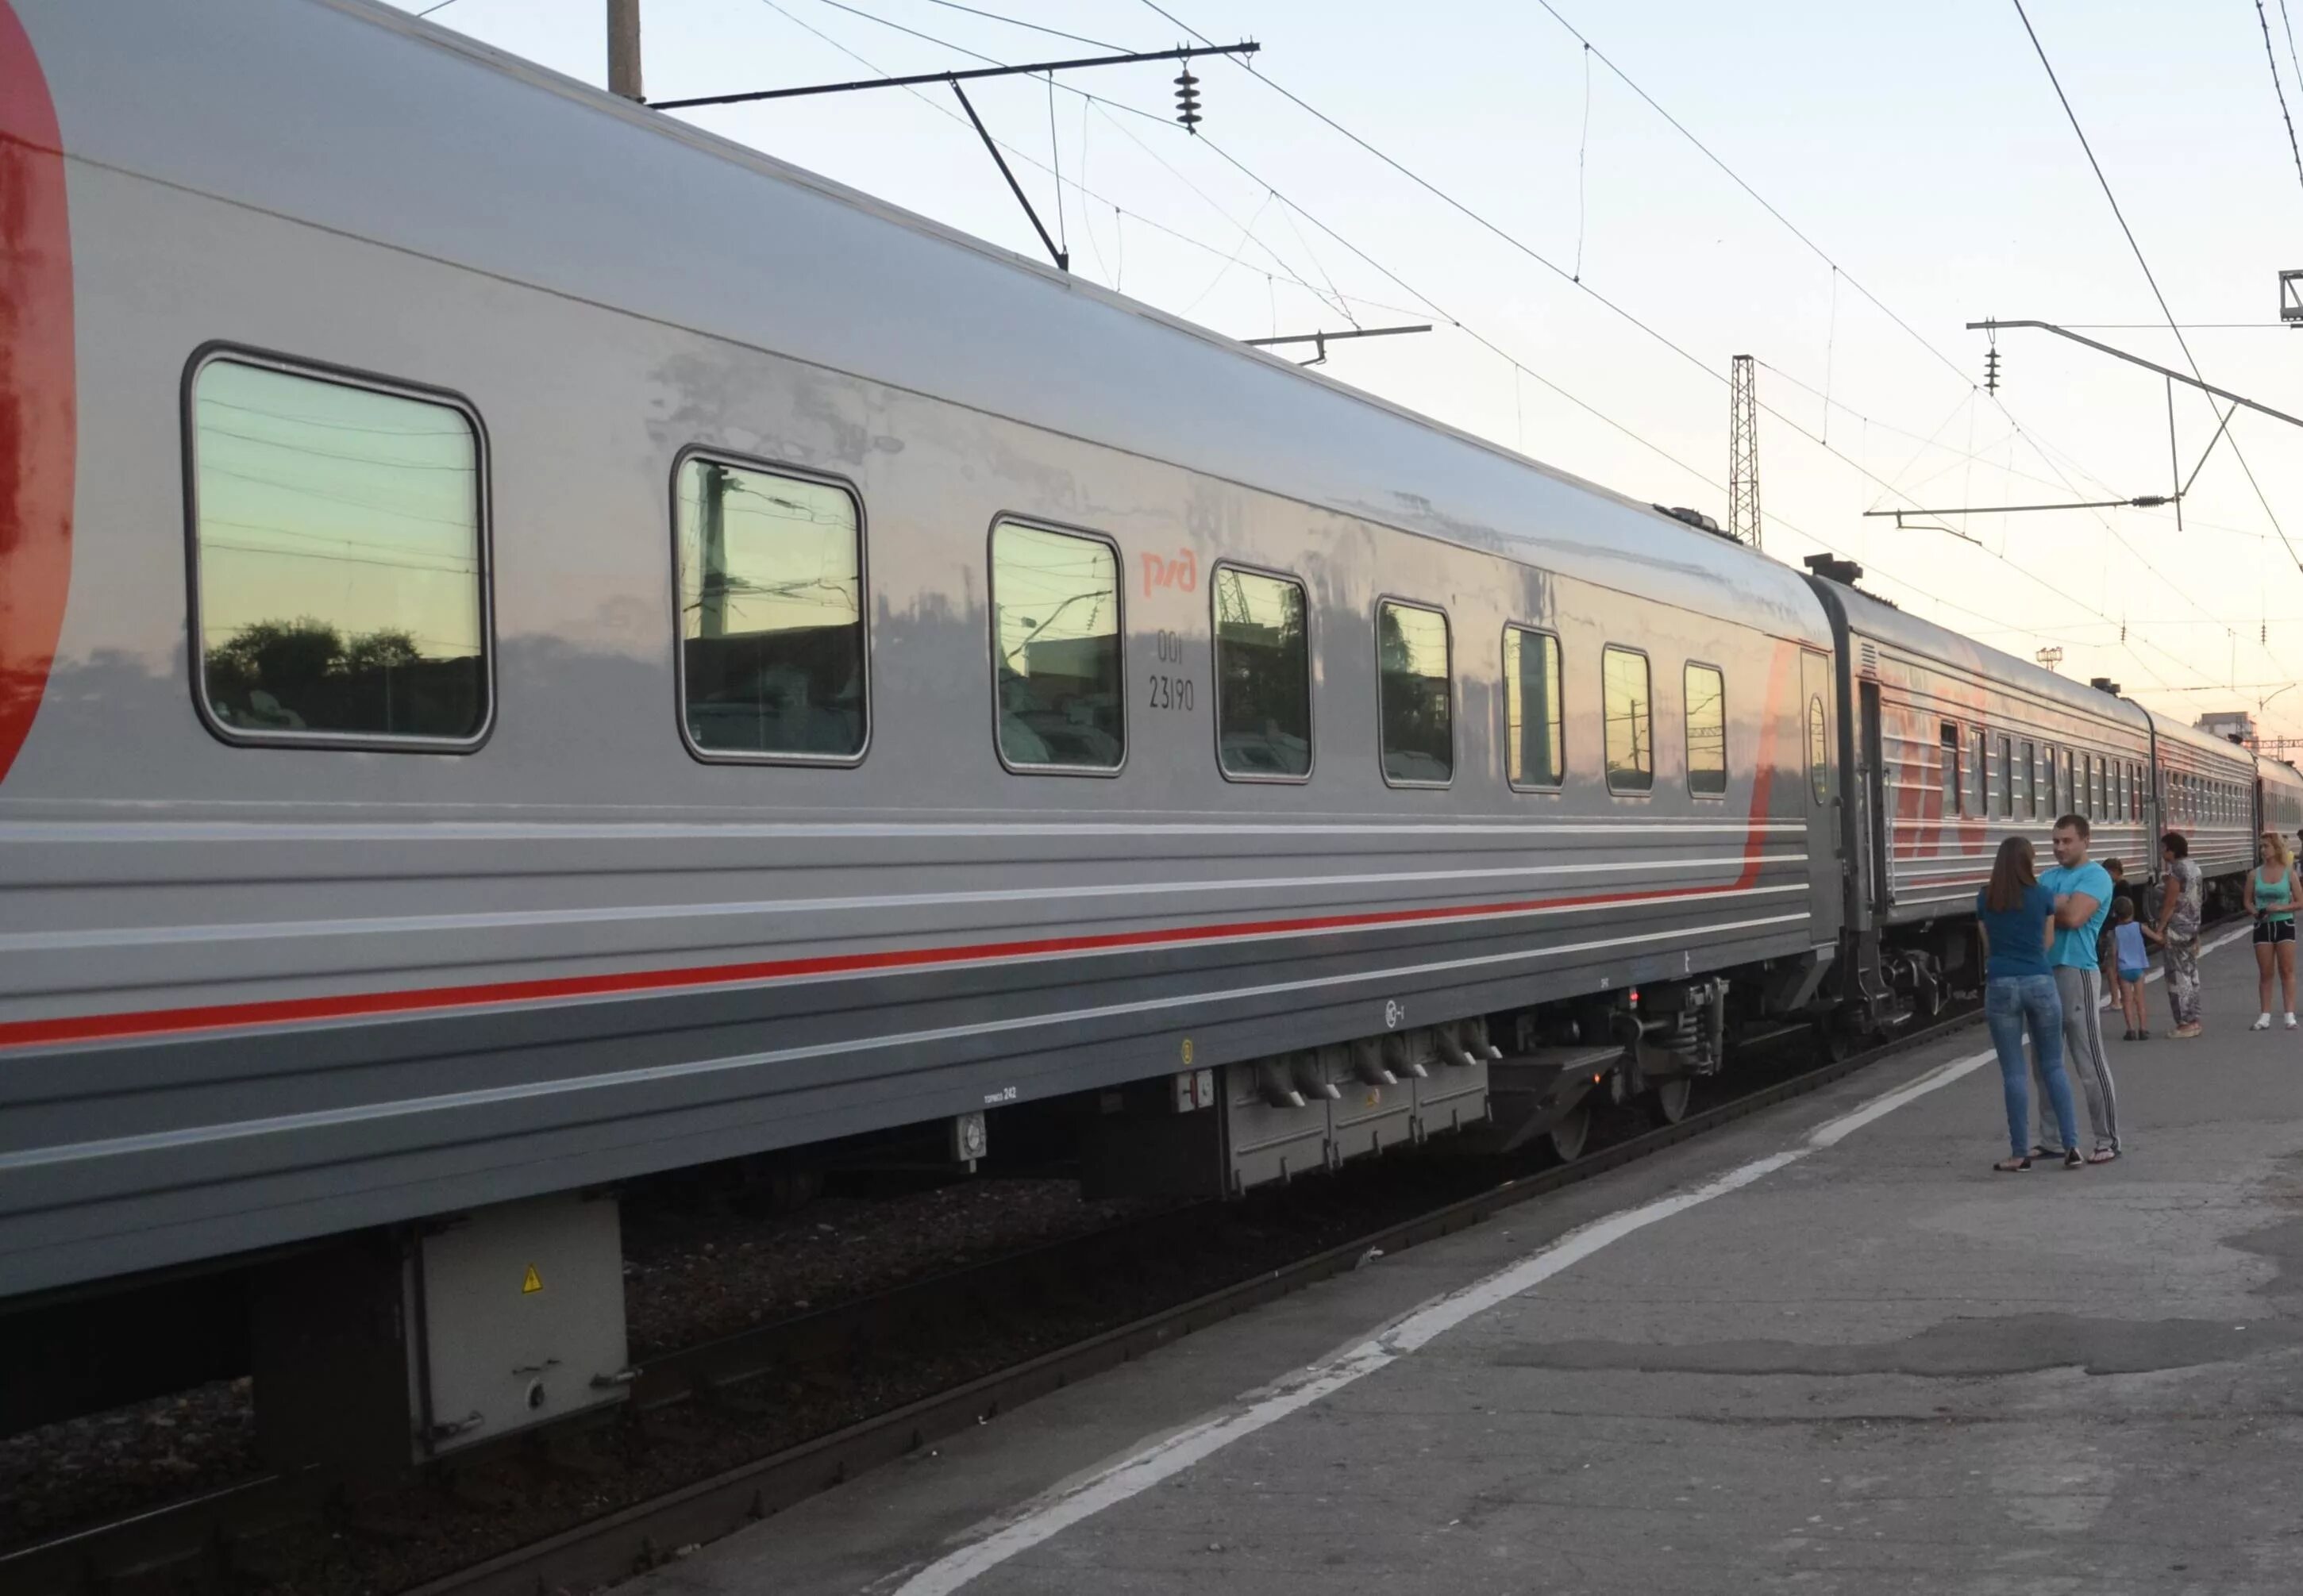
[1803,564,2155,1026]
[2258,753,2303,846]
[2147,708,2262,896]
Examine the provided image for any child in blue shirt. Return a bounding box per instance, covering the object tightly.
[2113,898,2150,1040]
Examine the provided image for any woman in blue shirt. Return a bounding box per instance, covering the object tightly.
[1977,836,2082,1171]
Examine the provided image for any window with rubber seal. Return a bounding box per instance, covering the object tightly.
[675,456,867,760]
[1213,567,1311,779]
[1603,646,1653,793]
[1377,601,1453,784]
[1504,626,1563,789]
[1684,662,1726,796]
[191,356,485,742]
[992,521,1123,771]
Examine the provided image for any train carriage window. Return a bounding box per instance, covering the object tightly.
[991,520,1124,772]
[2020,740,2037,817]
[1684,663,1727,797]
[1939,723,1961,817]
[1972,727,1987,817]
[1603,646,1654,794]
[674,455,868,762]
[2093,756,2106,816]
[1212,566,1311,780]
[190,355,487,744]
[1994,735,2012,817]
[1377,601,1454,785]
[1806,695,1829,803]
[1503,625,1565,790]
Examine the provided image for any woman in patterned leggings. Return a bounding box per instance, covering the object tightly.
[2148,831,2205,1039]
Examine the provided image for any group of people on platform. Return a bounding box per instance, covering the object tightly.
[1974,817,2297,1171]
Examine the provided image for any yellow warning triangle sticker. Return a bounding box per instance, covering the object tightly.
[522,1263,543,1294]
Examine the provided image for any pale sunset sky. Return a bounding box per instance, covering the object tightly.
[394,0,2303,739]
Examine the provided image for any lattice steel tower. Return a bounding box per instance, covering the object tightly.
[1727,354,1762,549]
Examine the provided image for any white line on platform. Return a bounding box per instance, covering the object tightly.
[883,926,2253,1595]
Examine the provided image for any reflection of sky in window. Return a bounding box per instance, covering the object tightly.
[1604,650,1650,767]
[1686,667,1724,753]
[1219,568,1298,632]
[194,361,480,659]
[677,464,859,639]
[1384,604,1448,679]
[995,524,1116,671]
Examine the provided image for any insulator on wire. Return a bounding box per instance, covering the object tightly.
[1175,67,1202,133]
[1983,346,2001,395]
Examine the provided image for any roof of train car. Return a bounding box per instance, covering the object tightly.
[2143,706,2262,773]
[21,0,1829,648]
[2259,754,2303,794]
[1802,573,2151,732]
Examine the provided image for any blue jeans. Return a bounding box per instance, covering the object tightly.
[1985,973,2078,1160]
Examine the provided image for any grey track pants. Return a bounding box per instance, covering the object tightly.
[2035,964,2121,1153]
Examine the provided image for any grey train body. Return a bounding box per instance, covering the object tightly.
[0,0,2288,1332]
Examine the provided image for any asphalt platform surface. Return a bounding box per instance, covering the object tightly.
[640,924,2302,1595]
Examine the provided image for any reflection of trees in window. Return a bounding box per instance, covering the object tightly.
[1938,725,1960,816]
[1504,628,1562,788]
[1377,602,1452,783]
[202,618,471,734]
[1215,568,1310,777]
[1603,647,1652,792]
[191,359,484,740]
[992,522,1123,771]
[676,458,866,758]
[1685,663,1726,795]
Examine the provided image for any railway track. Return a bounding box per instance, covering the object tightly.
[3,1004,1988,1596]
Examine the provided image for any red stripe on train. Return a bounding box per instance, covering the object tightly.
[0,874,1804,1052]
[0,2,73,788]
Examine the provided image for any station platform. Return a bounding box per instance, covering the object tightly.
[639,921,2303,1595]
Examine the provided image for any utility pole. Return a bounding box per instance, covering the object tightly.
[608,0,642,102]
[1727,354,1762,549]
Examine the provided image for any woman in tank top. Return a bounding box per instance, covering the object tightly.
[2244,831,2297,1030]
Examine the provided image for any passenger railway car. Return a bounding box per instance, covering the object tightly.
[2147,709,2261,891]
[2,0,1847,1467]
[2,0,2289,1479]
[1803,567,2155,1021]
[2258,754,2303,847]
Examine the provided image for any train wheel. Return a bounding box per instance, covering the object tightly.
[1548,1105,1591,1163]
[1651,1077,1693,1125]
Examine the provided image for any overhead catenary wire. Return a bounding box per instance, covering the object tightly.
[795,0,1369,324]
[2010,0,2302,579]
[703,0,2193,693]
[1134,0,2204,691]
[2255,0,2303,201]
[728,1,1420,327]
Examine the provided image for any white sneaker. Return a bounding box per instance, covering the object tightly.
[2253,1013,2273,1031]
[2286,1013,2297,1030]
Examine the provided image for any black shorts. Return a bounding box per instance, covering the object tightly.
[2255,918,2295,945]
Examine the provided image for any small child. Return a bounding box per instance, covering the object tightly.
[2113,898,2151,1040]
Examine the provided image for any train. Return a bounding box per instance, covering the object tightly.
[2,0,2296,1477]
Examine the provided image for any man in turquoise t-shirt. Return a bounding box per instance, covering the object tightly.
[2038,814,2121,1160]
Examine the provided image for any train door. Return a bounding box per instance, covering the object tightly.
[1798,651,1839,933]
[1858,680,1887,919]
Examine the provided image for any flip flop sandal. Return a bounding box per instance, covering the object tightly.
[1993,1156,2032,1172]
